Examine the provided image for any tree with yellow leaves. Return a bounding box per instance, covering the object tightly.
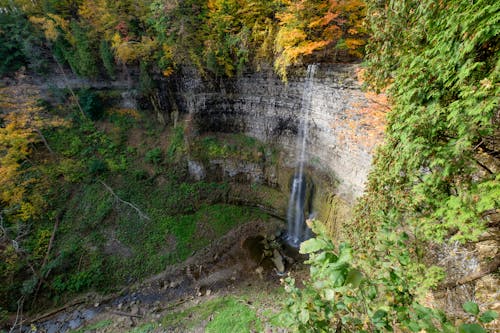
[0,80,65,222]
[274,0,367,80]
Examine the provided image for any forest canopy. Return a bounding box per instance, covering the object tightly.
[0,0,367,79]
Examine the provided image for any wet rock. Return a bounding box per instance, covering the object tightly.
[68,317,82,330]
[272,249,285,274]
[255,266,264,279]
[169,278,182,288]
[188,160,206,181]
[130,304,140,316]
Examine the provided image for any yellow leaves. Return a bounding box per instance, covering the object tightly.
[345,37,365,50]
[29,16,57,42]
[0,84,65,221]
[29,14,69,42]
[107,108,142,120]
[78,0,115,36]
[273,0,366,79]
[275,28,307,52]
[113,35,159,64]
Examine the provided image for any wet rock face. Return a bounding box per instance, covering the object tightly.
[169,64,382,200]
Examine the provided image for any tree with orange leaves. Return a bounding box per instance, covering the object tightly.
[275,0,367,80]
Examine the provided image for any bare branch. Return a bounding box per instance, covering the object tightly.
[98,180,150,220]
[33,128,55,155]
[9,296,24,333]
[52,55,86,119]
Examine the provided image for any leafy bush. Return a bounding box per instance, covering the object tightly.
[280,220,497,333]
[167,126,185,160]
[145,147,162,164]
[78,89,104,120]
[99,40,116,79]
[52,261,103,293]
[88,158,108,175]
[0,13,27,75]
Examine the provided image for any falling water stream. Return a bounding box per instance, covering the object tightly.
[286,64,317,247]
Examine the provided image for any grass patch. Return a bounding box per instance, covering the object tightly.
[190,133,277,164]
[206,297,262,333]
[161,296,261,332]
[126,323,155,333]
[70,319,113,332]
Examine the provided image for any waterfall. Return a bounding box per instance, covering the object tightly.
[286,64,316,247]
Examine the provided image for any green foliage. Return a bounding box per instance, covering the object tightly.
[52,260,104,293]
[71,319,113,333]
[280,221,496,332]
[88,158,108,175]
[71,22,98,77]
[167,126,185,160]
[362,0,499,241]
[191,133,271,163]
[99,40,116,79]
[78,89,104,120]
[160,296,261,332]
[205,297,262,333]
[0,12,27,74]
[144,147,162,165]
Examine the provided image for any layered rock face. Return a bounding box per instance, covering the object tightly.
[170,64,384,201]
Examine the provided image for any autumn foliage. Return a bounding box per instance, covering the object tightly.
[1,0,366,79]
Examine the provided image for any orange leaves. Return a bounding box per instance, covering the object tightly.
[333,90,389,152]
[274,0,367,80]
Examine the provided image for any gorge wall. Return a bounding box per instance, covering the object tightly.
[35,63,385,201]
[168,64,385,201]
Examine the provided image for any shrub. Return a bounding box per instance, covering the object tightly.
[78,89,104,120]
[88,158,107,175]
[99,40,116,79]
[145,147,162,165]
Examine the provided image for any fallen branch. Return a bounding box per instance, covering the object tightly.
[438,255,500,290]
[99,180,150,220]
[9,297,24,333]
[29,299,85,324]
[34,128,55,155]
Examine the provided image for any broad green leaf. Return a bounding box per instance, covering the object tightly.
[346,269,363,288]
[324,288,334,301]
[463,301,479,315]
[300,238,329,254]
[407,321,420,332]
[298,308,310,324]
[479,310,498,323]
[458,323,487,333]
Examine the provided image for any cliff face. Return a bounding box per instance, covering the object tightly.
[32,63,385,201]
[169,64,385,201]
